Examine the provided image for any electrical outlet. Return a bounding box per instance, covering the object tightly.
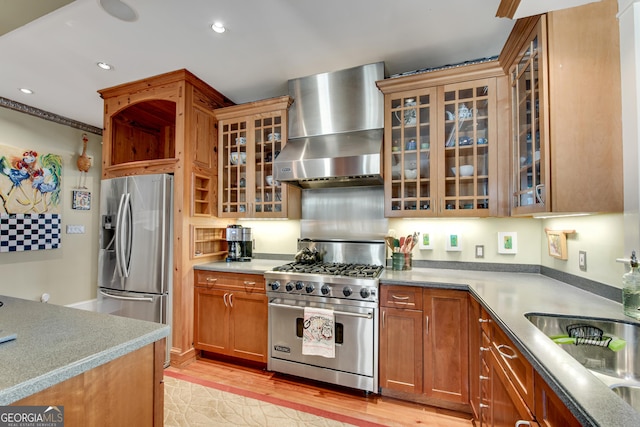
[579,250,587,271]
[475,245,484,258]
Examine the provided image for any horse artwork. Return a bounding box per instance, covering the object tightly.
[0,145,62,252]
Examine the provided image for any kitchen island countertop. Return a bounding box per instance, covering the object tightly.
[196,260,640,426]
[0,295,169,405]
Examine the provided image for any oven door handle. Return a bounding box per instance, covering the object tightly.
[268,302,373,319]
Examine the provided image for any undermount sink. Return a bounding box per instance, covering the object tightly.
[526,313,640,412]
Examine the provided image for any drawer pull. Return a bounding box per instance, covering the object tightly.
[479,375,489,381]
[479,403,489,409]
[244,281,256,286]
[391,295,410,300]
[515,421,531,427]
[205,277,217,283]
[497,344,518,360]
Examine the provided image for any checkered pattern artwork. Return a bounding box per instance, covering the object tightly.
[0,213,61,252]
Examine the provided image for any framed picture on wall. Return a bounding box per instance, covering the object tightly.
[72,190,91,210]
[446,232,462,251]
[545,228,574,260]
[497,232,517,254]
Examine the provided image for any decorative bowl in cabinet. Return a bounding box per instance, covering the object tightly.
[404,169,418,179]
[459,165,474,176]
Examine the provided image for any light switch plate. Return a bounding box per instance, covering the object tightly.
[66,225,85,234]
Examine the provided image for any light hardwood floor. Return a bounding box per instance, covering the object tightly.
[167,357,473,427]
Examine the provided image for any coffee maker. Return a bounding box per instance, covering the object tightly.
[226,225,253,262]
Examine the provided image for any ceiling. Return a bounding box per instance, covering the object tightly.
[0,0,523,131]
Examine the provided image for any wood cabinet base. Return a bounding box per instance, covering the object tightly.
[380,387,472,414]
[14,340,165,427]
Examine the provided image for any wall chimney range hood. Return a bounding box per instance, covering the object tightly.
[274,62,385,188]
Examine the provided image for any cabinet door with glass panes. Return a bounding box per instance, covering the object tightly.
[384,88,437,217]
[510,18,549,216]
[438,78,496,216]
[252,115,286,218]
[219,118,251,217]
[217,96,297,219]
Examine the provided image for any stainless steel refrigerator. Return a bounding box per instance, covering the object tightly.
[97,173,173,366]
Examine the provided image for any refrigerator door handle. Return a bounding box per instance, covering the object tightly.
[117,193,132,278]
[115,193,126,278]
[99,290,154,302]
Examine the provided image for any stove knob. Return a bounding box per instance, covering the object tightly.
[321,285,330,295]
[305,284,315,293]
[295,281,304,291]
[343,287,352,297]
[360,288,371,299]
[285,281,294,292]
[270,281,280,291]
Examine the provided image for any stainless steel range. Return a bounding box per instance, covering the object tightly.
[265,239,385,393]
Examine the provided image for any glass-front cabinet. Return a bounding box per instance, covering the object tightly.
[215,96,300,219]
[440,80,495,215]
[510,18,549,216]
[387,88,436,214]
[378,63,506,218]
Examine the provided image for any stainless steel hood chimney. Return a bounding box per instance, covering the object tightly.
[274,62,385,188]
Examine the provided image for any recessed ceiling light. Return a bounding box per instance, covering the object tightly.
[99,0,137,22]
[19,88,34,95]
[97,62,113,70]
[211,22,226,34]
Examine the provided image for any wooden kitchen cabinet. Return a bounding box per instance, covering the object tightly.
[489,348,538,427]
[214,96,301,219]
[534,371,582,427]
[501,0,622,215]
[15,341,165,427]
[379,285,469,411]
[193,270,268,363]
[469,295,493,423]
[99,69,234,368]
[423,289,469,405]
[379,286,423,394]
[469,295,578,427]
[376,61,509,217]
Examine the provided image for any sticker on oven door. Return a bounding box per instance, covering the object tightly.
[274,345,291,353]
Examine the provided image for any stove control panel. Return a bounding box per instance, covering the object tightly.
[264,274,379,302]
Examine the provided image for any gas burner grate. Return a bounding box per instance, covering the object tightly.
[272,262,383,278]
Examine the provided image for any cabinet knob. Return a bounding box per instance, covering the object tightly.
[479,375,489,381]
[479,318,491,323]
[480,346,491,352]
[479,403,489,409]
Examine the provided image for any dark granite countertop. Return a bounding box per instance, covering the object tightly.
[0,295,169,405]
[195,260,640,426]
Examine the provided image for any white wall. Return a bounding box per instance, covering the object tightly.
[243,213,626,289]
[0,107,102,305]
